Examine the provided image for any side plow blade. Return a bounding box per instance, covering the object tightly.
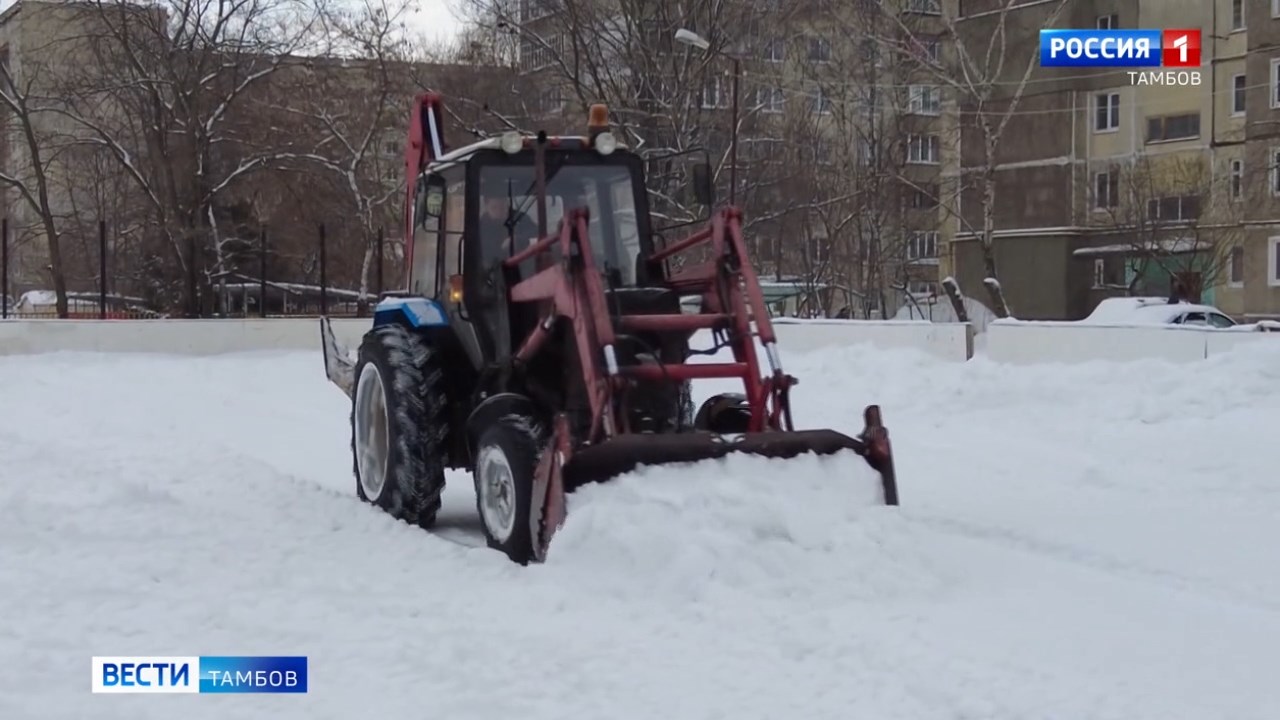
[319,317,356,399]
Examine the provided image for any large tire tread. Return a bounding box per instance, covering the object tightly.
[352,324,448,529]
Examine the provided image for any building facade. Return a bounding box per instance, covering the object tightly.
[948,0,1279,320]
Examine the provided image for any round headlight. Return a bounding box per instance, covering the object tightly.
[594,131,618,155]
[500,131,523,154]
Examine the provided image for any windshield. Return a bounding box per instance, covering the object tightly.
[478,161,643,285]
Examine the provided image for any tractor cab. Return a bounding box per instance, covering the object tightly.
[405,107,677,371]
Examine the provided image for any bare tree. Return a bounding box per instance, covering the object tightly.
[272,0,418,312]
[55,0,320,315]
[873,0,1070,318]
[456,0,777,231]
[761,1,945,319]
[1094,153,1242,300]
[0,40,72,316]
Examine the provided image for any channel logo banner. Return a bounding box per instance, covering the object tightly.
[91,656,308,694]
[1040,29,1201,68]
[1040,29,1161,67]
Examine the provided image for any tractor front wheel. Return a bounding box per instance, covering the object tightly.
[473,416,544,564]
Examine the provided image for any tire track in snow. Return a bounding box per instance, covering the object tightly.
[913,512,1280,616]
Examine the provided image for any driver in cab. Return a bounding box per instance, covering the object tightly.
[479,189,538,261]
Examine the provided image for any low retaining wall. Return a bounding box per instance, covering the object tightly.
[5,317,1273,365]
[0,317,974,362]
[985,320,1278,364]
[767,318,972,362]
[0,318,369,357]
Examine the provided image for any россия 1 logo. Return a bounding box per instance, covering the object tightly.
[1039,29,1202,86]
[91,656,308,694]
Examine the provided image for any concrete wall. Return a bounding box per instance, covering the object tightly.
[0,319,370,357]
[6,318,1272,366]
[985,320,1279,364]
[0,318,975,362]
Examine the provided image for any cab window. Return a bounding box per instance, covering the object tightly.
[440,165,466,294]
[409,175,443,297]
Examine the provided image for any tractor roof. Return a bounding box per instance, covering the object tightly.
[428,104,627,170]
[429,132,630,171]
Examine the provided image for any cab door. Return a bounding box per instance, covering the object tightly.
[437,164,485,369]
[408,173,443,298]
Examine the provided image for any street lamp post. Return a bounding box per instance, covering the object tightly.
[675,28,742,206]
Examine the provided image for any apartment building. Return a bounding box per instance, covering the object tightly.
[1241,0,1280,319]
[948,0,1278,320]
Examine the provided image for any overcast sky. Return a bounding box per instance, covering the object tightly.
[0,0,468,47]
[407,0,466,46]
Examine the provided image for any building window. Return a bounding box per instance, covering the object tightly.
[908,85,941,114]
[1094,168,1119,209]
[812,137,833,165]
[1233,74,1247,115]
[1272,149,1280,196]
[910,183,939,209]
[919,37,941,62]
[1231,158,1244,201]
[857,136,874,166]
[807,235,831,263]
[519,0,557,22]
[520,37,556,72]
[1093,259,1106,288]
[1095,92,1120,131]
[758,86,784,113]
[1272,58,1280,108]
[538,86,564,114]
[1146,113,1200,142]
[808,37,831,62]
[1270,237,1280,286]
[1233,0,1245,30]
[906,134,940,164]
[1229,246,1244,286]
[907,0,941,14]
[1096,13,1118,29]
[763,37,784,63]
[811,87,832,114]
[1146,195,1201,221]
[908,231,939,260]
[702,76,729,109]
[1274,0,1280,18]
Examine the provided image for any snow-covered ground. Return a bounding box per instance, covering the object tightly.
[3,342,1280,719]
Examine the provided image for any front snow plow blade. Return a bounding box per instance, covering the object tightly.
[561,406,898,505]
[320,316,356,399]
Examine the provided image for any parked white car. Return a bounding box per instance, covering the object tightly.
[1083,297,1280,331]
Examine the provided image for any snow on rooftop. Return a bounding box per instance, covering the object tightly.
[1073,237,1209,257]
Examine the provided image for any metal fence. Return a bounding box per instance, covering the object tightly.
[0,219,392,320]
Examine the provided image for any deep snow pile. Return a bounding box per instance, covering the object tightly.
[2,341,1280,719]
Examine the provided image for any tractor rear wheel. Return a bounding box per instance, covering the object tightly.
[473,415,544,564]
[351,325,447,529]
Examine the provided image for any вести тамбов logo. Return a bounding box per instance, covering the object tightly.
[1039,28,1202,86]
[91,656,308,694]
